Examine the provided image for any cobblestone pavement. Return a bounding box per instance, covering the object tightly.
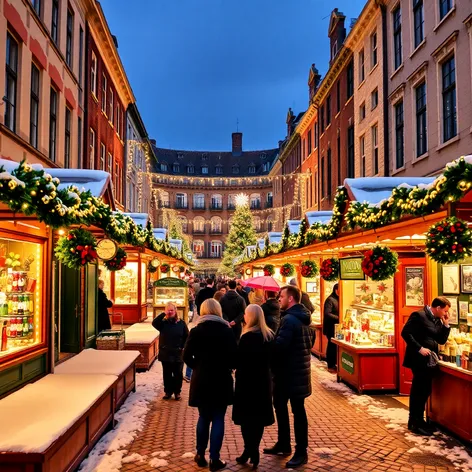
[119,359,469,472]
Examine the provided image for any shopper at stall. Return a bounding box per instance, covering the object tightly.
[261,290,281,332]
[213,291,224,302]
[236,281,250,306]
[289,278,315,314]
[183,298,238,471]
[401,296,451,436]
[323,284,339,371]
[249,288,264,305]
[265,285,314,468]
[233,304,275,469]
[195,278,216,315]
[220,280,247,341]
[98,279,113,332]
[152,302,189,401]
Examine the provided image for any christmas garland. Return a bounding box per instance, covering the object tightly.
[55,228,98,270]
[300,260,319,278]
[425,217,472,264]
[320,258,340,281]
[361,246,398,281]
[160,263,170,274]
[148,261,157,273]
[104,247,127,271]
[263,264,275,276]
[280,263,295,277]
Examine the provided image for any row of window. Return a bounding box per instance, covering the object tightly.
[173,152,268,161]
[162,192,273,208]
[192,241,223,258]
[160,162,271,174]
[179,215,266,233]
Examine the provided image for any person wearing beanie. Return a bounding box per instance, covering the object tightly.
[289,279,314,315]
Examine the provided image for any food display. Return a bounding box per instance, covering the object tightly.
[114,262,139,305]
[439,328,472,372]
[0,239,42,356]
[336,280,395,347]
[153,277,188,321]
[153,287,187,306]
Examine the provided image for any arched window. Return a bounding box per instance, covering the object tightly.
[254,216,261,231]
[267,217,273,232]
[211,194,222,210]
[228,194,237,210]
[193,216,205,233]
[210,241,222,258]
[160,162,168,172]
[175,192,187,209]
[250,193,261,210]
[210,216,222,233]
[193,193,205,209]
[173,162,180,173]
[193,240,204,257]
[177,215,188,233]
[160,191,169,208]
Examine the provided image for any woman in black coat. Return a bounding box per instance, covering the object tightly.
[97,279,112,332]
[323,284,339,370]
[183,298,237,472]
[233,304,274,469]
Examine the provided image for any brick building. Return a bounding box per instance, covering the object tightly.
[151,132,279,272]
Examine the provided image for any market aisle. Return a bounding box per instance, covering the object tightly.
[81,358,472,472]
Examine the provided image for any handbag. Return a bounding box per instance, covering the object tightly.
[426,351,439,369]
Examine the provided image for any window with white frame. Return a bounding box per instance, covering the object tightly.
[215,165,223,174]
[30,63,40,147]
[359,49,365,82]
[211,194,222,209]
[442,55,457,142]
[413,0,424,48]
[250,193,261,209]
[193,216,205,233]
[371,31,378,68]
[109,89,114,123]
[100,143,106,170]
[193,240,205,257]
[193,193,205,209]
[107,152,113,173]
[66,7,74,68]
[160,191,169,207]
[415,82,427,157]
[178,216,188,233]
[360,102,366,121]
[371,88,379,110]
[210,241,222,258]
[91,51,97,96]
[173,162,180,173]
[360,135,366,177]
[176,193,187,208]
[101,74,107,113]
[372,124,379,175]
[201,165,208,174]
[89,128,95,169]
[439,0,453,21]
[161,162,168,172]
[210,217,222,233]
[267,218,273,232]
[254,216,261,231]
[393,6,402,70]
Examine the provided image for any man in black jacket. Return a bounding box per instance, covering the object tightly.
[236,281,250,306]
[220,280,246,341]
[323,284,339,370]
[195,278,215,315]
[401,297,451,436]
[264,285,314,468]
[152,302,189,400]
[261,290,281,332]
[289,278,314,314]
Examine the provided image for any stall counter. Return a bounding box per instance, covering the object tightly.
[311,324,327,360]
[332,339,398,393]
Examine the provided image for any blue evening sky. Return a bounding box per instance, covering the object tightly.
[100,0,365,151]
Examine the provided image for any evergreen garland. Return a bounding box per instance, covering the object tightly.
[280,263,295,277]
[104,247,127,271]
[55,228,98,270]
[148,261,157,273]
[263,264,275,276]
[300,260,318,278]
[320,258,340,281]
[160,263,170,273]
[361,246,398,281]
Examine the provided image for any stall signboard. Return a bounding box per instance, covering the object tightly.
[154,277,187,288]
[340,257,365,280]
[341,351,354,374]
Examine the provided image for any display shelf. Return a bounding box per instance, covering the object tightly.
[351,304,394,314]
[332,339,396,353]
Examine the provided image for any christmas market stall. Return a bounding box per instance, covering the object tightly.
[152,277,189,321]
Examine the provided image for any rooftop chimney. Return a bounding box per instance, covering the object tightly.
[232,132,242,156]
[149,138,156,146]
[111,34,119,49]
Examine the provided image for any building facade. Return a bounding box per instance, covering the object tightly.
[386,0,472,177]
[83,0,134,210]
[1,0,86,168]
[152,132,278,272]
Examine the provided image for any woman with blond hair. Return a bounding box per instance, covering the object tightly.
[248,288,264,306]
[232,304,275,469]
[183,298,237,471]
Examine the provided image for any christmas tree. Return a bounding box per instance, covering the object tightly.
[219,198,257,276]
[167,216,191,255]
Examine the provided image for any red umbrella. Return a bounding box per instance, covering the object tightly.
[241,276,285,291]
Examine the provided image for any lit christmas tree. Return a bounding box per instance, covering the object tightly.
[219,194,257,276]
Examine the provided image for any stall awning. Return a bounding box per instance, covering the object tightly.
[287,220,301,234]
[169,239,182,251]
[153,228,167,240]
[268,232,282,244]
[305,211,333,225]
[121,212,149,229]
[257,238,265,249]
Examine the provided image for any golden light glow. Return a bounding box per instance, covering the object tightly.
[58,229,65,236]
[235,193,249,208]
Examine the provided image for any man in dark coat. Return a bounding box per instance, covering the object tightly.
[195,278,216,315]
[323,283,339,370]
[264,285,315,468]
[401,297,451,436]
[98,279,113,332]
[220,280,246,341]
[236,281,250,306]
[261,291,281,332]
[289,278,314,314]
[152,302,189,400]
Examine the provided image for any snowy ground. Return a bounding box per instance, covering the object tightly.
[311,358,472,472]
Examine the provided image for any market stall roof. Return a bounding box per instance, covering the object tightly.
[306,211,333,225]
[257,238,265,249]
[344,177,436,205]
[287,220,301,234]
[121,212,149,228]
[247,245,257,256]
[268,232,282,244]
[153,228,167,240]
[169,238,182,251]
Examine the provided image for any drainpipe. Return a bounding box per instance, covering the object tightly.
[380,2,390,176]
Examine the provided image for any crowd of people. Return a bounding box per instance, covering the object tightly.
[152,277,316,471]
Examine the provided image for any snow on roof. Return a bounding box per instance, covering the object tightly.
[268,232,282,244]
[257,238,265,249]
[169,239,182,251]
[54,349,140,376]
[287,220,301,234]
[306,211,333,225]
[153,228,167,240]
[344,177,436,204]
[125,329,158,344]
[47,168,113,198]
[122,213,149,228]
[0,373,117,453]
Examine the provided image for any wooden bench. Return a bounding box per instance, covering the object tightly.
[54,349,140,410]
[124,325,159,370]
[0,374,117,472]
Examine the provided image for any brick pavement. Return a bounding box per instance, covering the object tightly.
[118,359,467,472]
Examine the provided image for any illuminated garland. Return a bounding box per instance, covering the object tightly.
[320,258,339,282]
[263,264,275,276]
[104,247,127,271]
[280,263,295,277]
[425,217,472,264]
[361,246,398,281]
[55,228,98,270]
[300,260,318,278]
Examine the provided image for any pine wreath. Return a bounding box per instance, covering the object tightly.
[148,261,157,273]
[160,263,170,273]
[426,217,472,264]
[55,228,98,270]
[104,247,127,271]
[280,263,295,277]
[300,260,319,278]
[361,246,398,281]
[320,258,340,281]
[263,264,275,276]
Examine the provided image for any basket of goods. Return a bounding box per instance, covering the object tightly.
[104,248,127,272]
[300,260,318,278]
[263,264,275,276]
[361,246,398,281]
[96,312,125,350]
[320,258,339,281]
[280,263,295,277]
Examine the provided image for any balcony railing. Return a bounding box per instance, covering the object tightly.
[210,229,223,235]
[193,229,206,235]
[175,202,188,209]
[210,204,223,211]
[250,202,261,210]
[265,201,273,208]
[193,204,206,210]
[227,204,236,210]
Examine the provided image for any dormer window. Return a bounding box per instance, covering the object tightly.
[249,165,256,174]
[173,163,180,173]
[202,153,208,161]
[260,153,267,160]
[177,153,184,159]
[202,166,208,174]
[215,165,223,175]
[161,162,168,172]
[263,162,270,172]
[187,165,194,174]
[232,165,239,175]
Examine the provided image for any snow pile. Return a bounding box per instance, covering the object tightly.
[151,450,170,458]
[122,453,147,464]
[78,360,163,472]
[149,458,169,468]
[182,452,195,458]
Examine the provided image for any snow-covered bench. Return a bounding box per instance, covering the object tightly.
[54,349,140,410]
[124,323,159,370]
[0,373,117,472]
